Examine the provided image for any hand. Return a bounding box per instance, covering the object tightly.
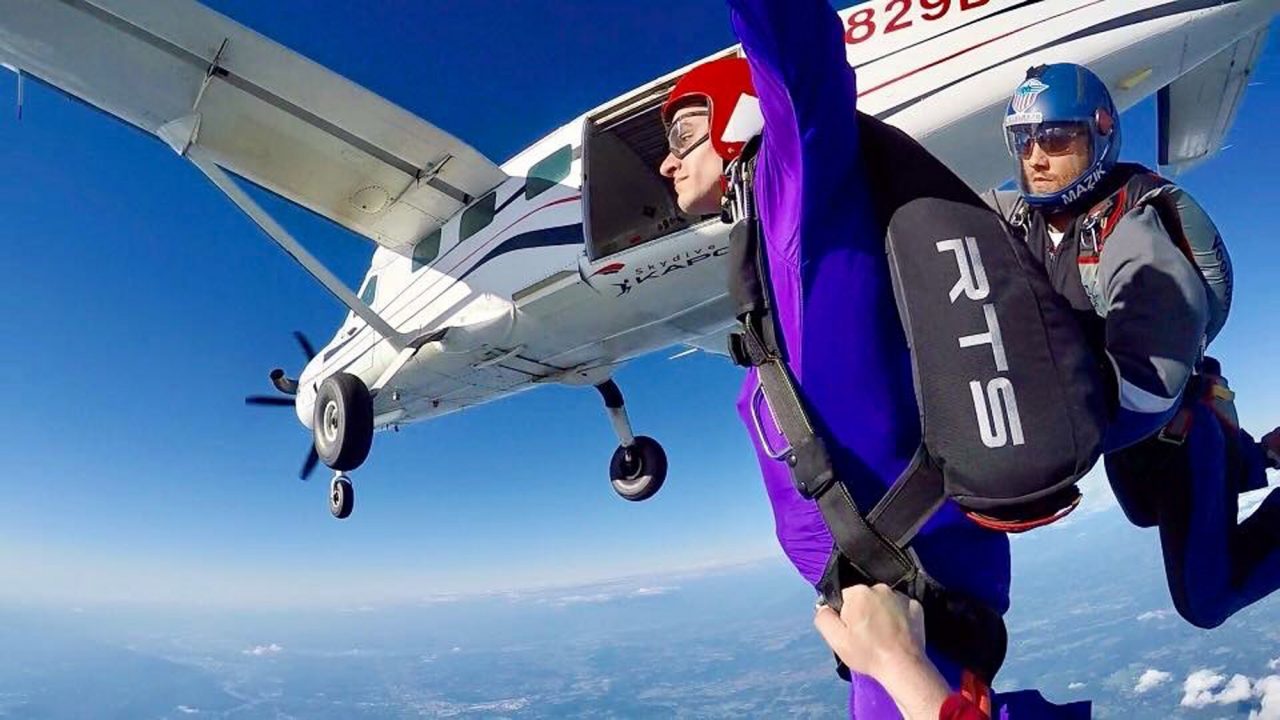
[813,584,927,679]
[814,585,952,720]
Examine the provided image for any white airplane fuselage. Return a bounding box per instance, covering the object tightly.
[297,0,1279,435]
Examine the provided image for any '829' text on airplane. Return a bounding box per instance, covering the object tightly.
[1,0,1275,518]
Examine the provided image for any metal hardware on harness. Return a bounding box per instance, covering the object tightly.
[749,383,792,461]
[1079,216,1100,253]
[1158,406,1194,446]
[753,360,837,500]
[722,152,754,226]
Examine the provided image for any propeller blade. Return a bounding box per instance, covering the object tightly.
[300,446,320,481]
[245,396,296,407]
[293,331,317,362]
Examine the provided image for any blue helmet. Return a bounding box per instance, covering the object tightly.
[1003,63,1121,209]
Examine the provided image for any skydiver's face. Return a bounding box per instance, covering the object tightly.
[1016,123,1092,196]
[660,105,724,216]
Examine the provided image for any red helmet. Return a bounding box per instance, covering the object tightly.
[662,56,762,163]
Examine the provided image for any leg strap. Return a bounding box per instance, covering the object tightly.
[752,349,1008,683]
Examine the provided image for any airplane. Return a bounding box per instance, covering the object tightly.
[1,0,1276,519]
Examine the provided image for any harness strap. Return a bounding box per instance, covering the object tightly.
[753,337,1007,683]
[813,456,918,587]
[743,315,921,585]
[723,142,1006,684]
[866,448,954,550]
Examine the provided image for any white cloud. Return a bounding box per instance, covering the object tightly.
[465,698,530,713]
[175,706,199,715]
[418,593,468,605]
[409,697,533,716]
[555,593,614,605]
[630,586,677,597]
[1218,674,1256,704]
[1137,609,1174,622]
[1135,669,1173,693]
[1182,669,1227,707]
[547,584,679,607]
[241,643,283,657]
[1252,675,1280,720]
[1068,682,1087,690]
[1269,658,1280,671]
[1182,669,1267,709]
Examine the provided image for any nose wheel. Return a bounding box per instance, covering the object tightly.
[596,380,667,501]
[330,474,354,519]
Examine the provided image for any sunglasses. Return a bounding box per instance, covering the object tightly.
[666,110,710,159]
[1007,123,1089,159]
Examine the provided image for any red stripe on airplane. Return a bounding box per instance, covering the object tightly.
[858,0,1107,98]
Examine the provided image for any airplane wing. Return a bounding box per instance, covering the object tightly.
[0,0,507,255]
[1158,26,1270,177]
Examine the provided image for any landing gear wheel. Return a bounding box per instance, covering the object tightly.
[313,372,374,472]
[609,436,667,502]
[330,475,354,519]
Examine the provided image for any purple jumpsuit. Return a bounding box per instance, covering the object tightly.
[724,0,1072,716]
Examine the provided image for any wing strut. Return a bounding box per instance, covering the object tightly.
[185,145,407,351]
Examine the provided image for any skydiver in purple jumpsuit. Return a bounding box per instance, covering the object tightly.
[659,1,1088,717]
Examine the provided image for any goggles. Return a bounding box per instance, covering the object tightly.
[1006,122,1090,159]
[666,110,710,159]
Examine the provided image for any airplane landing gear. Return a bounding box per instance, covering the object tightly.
[313,372,374,472]
[596,380,667,501]
[609,436,667,501]
[311,372,371,521]
[330,473,354,519]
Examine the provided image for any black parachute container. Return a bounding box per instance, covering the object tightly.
[724,114,1109,684]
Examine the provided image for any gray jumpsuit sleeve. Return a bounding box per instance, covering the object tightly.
[1098,203,1209,448]
[1156,185,1233,343]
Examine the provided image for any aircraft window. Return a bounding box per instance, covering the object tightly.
[460,192,497,242]
[526,145,572,200]
[359,275,378,306]
[412,229,442,271]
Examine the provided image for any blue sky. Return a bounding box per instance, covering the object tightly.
[0,2,1277,609]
